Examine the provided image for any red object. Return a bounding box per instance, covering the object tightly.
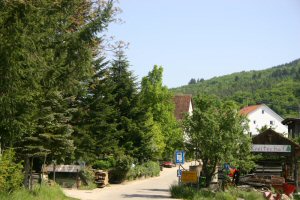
[283,183,296,196]
[162,161,173,168]
[272,183,296,196]
[229,168,236,177]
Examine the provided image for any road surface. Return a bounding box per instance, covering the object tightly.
[63,163,191,200]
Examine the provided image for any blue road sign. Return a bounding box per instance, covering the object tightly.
[177,169,182,177]
[175,150,185,164]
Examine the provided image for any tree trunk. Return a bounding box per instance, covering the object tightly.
[24,156,30,189]
[29,157,34,190]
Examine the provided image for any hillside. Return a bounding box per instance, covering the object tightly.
[171,59,300,118]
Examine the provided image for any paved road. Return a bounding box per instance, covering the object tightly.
[63,163,190,200]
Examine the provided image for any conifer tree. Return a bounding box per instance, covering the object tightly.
[108,50,160,162]
[0,0,115,187]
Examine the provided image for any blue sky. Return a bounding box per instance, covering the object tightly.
[107,0,300,88]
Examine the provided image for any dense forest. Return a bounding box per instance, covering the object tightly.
[171,59,300,118]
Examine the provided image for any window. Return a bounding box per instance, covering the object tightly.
[253,120,256,124]
[262,110,265,114]
[270,121,274,125]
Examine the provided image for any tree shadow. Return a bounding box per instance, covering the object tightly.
[122,194,171,199]
[141,188,169,192]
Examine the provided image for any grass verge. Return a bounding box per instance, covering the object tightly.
[170,185,265,200]
[0,184,77,200]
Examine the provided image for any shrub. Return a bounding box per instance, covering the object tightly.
[92,156,116,170]
[108,155,133,183]
[170,185,196,199]
[0,149,23,193]
[79,167,97,189]
[170,184,265,200]
[126,161,160,180]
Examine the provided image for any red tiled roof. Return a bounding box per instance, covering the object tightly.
[174,95,192,120]
[239,104,262,116]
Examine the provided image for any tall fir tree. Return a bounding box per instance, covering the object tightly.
[108,50,159,162]
[0,0,115,187]
[73,56,119,163]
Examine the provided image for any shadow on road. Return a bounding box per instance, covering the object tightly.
[141,189,169,192]
[122,194,171,199]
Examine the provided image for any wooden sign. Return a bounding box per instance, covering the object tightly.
[181,171,198,183]
[252,144,291,153]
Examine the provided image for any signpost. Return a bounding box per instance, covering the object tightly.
[181,171,198,184]
[175,150,185,164]
[175,150,185,185]
[177,169,182,177]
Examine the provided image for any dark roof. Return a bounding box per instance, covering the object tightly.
[252,129,300,149]
[282,118,300,125]
[174,95,192,120]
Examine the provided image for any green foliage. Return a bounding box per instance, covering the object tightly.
[0,149,23,193]
[170,185,264,200]
[0,184,75,200]
[0,0,115,166]
[92,157,116,170]
[140,65,183,160]
[183,95,255,186]
[108,154,134,183]
[170,185,197,199]
[172,59,300,118]
[126,161,160,180]
[79,167,97,190]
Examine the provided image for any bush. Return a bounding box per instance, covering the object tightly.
[0,149,23,193]
[170,185,265,200]
[79,167,97,190]
[170,185,197,199]
[108,155,133,183]
[126,161,160,180]
[92,156,116,170]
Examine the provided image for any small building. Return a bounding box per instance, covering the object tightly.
[252,129,300,189]
[282,118,300,139]
[240,104,288,136]
[174,94,193,143]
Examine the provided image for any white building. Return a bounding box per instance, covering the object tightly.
[239,104,288,136]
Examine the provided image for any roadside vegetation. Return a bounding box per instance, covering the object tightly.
[170,185,265,200]
[0,184,76,200]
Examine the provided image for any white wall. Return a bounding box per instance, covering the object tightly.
[247,105,287,136]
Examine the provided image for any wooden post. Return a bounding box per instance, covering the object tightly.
[294,150,299,191]
[53,161,56,183]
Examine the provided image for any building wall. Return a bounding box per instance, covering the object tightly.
[188,101,193,116]
[247,106,287,136]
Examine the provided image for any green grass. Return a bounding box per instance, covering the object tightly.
[0,184,77,200]
[170,185,265,200]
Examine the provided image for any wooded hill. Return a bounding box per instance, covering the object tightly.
[171,59,300,118]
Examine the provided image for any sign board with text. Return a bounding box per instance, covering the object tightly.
[177,169,182,177]
[175,150,185,164]
[252,144,291,153]
[181,171,198,183]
